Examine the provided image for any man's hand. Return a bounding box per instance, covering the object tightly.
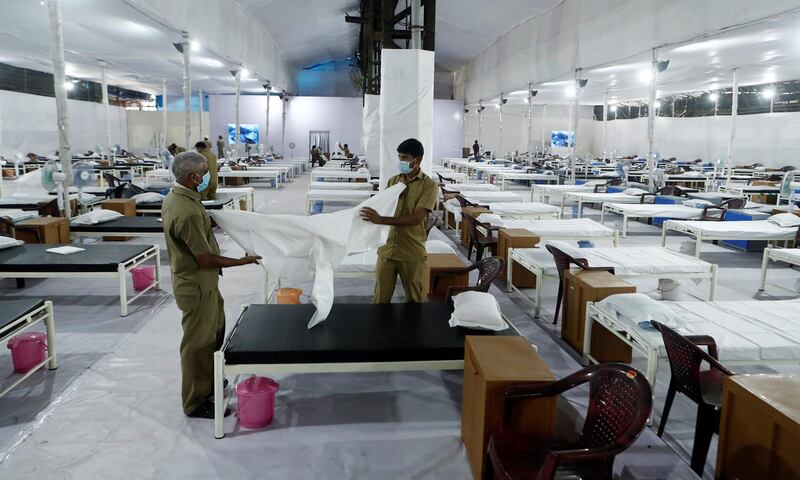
[239,255,262,266]
[360,207,384,225]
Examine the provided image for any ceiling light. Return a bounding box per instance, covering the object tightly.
[610,105,618,112]
[639,69,653,84]
[565,85,576,98]
[191,41,200,52]
[64,82,73,91]
[508,89,528,95]
[653,101,661,109]
[708,92,718,102]
[240,68,250,79]
[762,89,775,99]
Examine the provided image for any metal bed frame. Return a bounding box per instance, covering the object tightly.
[759,246,800,293]
[506,247,717,318]
[661,219,796,258]
[0,301,57,399]
[600,202,702,237]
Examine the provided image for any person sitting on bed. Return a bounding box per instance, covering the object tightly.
[162,152,261,419]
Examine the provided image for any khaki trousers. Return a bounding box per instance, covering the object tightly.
[175,288,225,414]
[374,256,425,303]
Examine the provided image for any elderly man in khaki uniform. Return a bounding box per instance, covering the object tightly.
[194,141,218,200]
[361,138,438,303]
[162,152,260,418]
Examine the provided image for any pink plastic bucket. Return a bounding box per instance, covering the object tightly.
[130,265,156,291]
[7,332,47,373]
[236,376,280,429]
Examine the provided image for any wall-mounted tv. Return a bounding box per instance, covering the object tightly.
[551,131,574,148]
[228,124,259,144]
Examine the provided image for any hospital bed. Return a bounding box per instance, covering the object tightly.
[500,218,620,246]
[0,298,57,399]
[492,172,559,190]
[600,203,704,237]
[561,191,646,218]
[0,244,160,316]
[218,169,281,188]
[440,183,499,194]
[216,187,255,211]
[336,240,456,277]
[584,298,800,390]
[308,181,373,191]
[759,247,800,292]
[531,184,593,204]
[245,165,295,182]
[306,190,375,213]
[661,219,798,258]
[506,244,717,317]
[136,195,236,215]
[461,191,526,204]
[483,202,561,219]
[310,170,370,182]
[0,209,39,223]
[212,302,517,438]
[70,216,164,238]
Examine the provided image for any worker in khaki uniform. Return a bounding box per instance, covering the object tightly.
[216,135,226,159]
[194,141,218,200]
[162,152,260,418]
[361,138,438,303]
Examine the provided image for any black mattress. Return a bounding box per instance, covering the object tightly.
[70,216,164,233]
[0,298,45,331]
[137,193,234,211]
[0,244,152,272]
[225,303,514,365]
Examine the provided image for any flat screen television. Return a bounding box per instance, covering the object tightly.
[228,124,259,144]
[551,131,574,148]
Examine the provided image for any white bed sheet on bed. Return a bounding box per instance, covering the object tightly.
[566,192,643,204]
[768,248,800,264]
[307,190,375,200]
[0,209,38,222]
[487,202,560,215]
[605,203,703,219]
[309,182,373,190]
[502,218,614,238]
[441,183,498,192]
[337,240,456,273]
[665,219,798,239]
[462,191,525,203]
[514,243,712,276]
[593,299,800,361]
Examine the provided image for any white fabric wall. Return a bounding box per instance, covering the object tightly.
[362,94,380,176]
[454,0,800,102]
[379,50,435,189]
[284,96,365,159]
[466,104,595,157]
[591,112,800,168]
[209,95,285,154]
[0,90,126,157]
[431,100,464,165]
[126,111,210,153]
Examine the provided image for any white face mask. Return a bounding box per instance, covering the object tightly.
[398,160,412,174]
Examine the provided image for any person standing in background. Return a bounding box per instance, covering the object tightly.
[472,140,480,160]
[343,144,352,158]
[195,141,218,200]
[216,135,225,159]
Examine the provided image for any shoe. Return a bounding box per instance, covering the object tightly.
[187,400,231,419]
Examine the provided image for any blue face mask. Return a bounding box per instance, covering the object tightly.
[196,171,211,192]
[398,161,413,175]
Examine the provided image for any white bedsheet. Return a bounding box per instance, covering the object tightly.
[666,219,798,240]
[309,182,373,190]
[594,299,800,361]
[307,190,375,200]
[502,218,615,238]
[566,191,643,204]
[337,240,457,273]
[0,208,38,223]
[487,202,559,216]
[605,203,703,219]
[211,184,404,328]
[441,183,499,192]
[514,243,712,276]
[462,191,525,203]
[768,247,800,264]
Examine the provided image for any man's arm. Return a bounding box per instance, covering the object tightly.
[360,206,428,226]
[196,253,261,269]
[176,216,261,269]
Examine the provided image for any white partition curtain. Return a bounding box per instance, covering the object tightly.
[309,131,330,157]
[362,94,381,175]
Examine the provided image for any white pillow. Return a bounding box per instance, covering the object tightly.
[424,240,455,254]
[682,199,713,208]
[0,236,24,250]
[476,213,504,227]
[132,192,165,204]
[449,291,508,331]
[595,293,686,330]
[768,213,800,228]
[624,188,648,196]
[71,209,123,225]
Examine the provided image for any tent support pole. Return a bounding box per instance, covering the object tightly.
[569,72,581,184]
[100,60,112,163]
[198,89,204,140]
[234,70,241,157]
[601,92,608,162]
[527,84,533,157]
[498,93,504,158]
[647,50,658,191]
[181,32,191,149]
[161,80,168,152]
[48,0,71,218]
[725,68,739,188]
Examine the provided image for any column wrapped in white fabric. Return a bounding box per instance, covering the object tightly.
[211,183,405,328]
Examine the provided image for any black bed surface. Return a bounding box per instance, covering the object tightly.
[137,193,234,211]
[0,298,45,331]
[0,244,153,272]
[225,302,514,365]
[70,216,164,233]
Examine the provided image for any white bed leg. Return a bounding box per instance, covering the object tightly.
[44,301,57,369]
[695,232,702,258]
[582,308,593,364]
[622,212,628,238]
[154,247,162,291]
[214,350,225,439]
[613,230,620,247]
[559,196,566,218]
[577,200,583,218]
[709,264,718,301]
[534,266,543,318]
[118,264,128,317]
[506,249,513,293]
[759,247,771,291]
[600,206,606,225]
[529,184,535,202]
[646,352,659,393]
[661,224,667,247]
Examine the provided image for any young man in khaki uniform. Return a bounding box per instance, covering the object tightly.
[162,152,260,418]
[361,138,438,303]
[194,141,218,200]
[216,135,225,159]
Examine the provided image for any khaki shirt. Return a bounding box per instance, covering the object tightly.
[162,184,221,295]
[377,171,439,261]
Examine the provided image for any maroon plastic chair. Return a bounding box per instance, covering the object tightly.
[487,363,652,480]
[428,256,504,304]
[700,197,746,221]
[465,214,498,261]
[651,321,734,476]
[455,194,480,208]
[545,245,615,325]
[592,178,623,193]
